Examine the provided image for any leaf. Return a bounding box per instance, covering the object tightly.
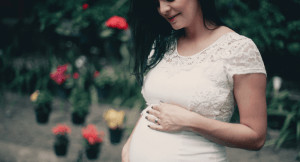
[264,138,277,147]
[275,130,290,150]
[279,113,295,137]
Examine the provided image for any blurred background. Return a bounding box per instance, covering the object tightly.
[0,0,300,161]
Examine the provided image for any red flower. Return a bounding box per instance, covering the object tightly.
[73,72,80,79]
[52,124,71,136]
[82,3,89,10]
[56,64,68,74]
[93,71,100,78]
[105,16,129,30]
[50,72,70,85]
[82,124,104,145]
[50,64,70,85]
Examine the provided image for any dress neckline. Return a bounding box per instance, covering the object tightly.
[175,32,236,58]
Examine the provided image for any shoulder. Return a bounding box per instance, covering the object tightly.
[215,26,254,44]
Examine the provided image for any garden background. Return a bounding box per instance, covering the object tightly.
[0,0,300,161]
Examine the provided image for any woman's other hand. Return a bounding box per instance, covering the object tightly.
[145,103,192,132]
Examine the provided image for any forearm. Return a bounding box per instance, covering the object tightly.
[183,111,266,150]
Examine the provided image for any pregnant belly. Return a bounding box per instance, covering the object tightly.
[129,106,181,162]
[129,106,228,162]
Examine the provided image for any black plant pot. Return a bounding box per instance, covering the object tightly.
[54,143,68,156]
[71,112,86,125]
[34,104,51,124]
[109,128,123,144]
[35,110,50,124]
[85,143,101,159]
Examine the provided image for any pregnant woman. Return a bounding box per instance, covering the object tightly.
[122,0,267,161]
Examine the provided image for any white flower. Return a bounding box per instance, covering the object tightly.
[273,76,282,92]
[75,56,87,68]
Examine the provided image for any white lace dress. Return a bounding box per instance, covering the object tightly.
[129,32,267,162]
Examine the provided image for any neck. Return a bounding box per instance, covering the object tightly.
[183,21,216,41]
[182,8,216,41]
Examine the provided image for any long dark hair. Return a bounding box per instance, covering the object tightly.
[128,0,225,85]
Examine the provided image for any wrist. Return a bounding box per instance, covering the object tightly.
[180,110,197,131]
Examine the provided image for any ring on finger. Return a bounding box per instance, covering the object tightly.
[155,118,159,123]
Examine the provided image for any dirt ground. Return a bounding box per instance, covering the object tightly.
[0,92,299,162]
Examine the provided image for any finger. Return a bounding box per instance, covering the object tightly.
[148,124,163,131]
[145,115,160,125]
[147,108,160,117]
[152,105,161,111]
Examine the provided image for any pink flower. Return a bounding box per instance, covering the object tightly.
[52,124,71,136]
[73,72,79,79]
[82,124,104,145]
[105,16,129,30]
[50,72,70,85]
[93,71,100,78]
[82,3,89,10]
[50,64,70,85]
[56,64,68,74]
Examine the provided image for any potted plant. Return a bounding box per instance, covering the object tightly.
[103,108,125,144]
[82,124,105,159]
[69,87,90,125]
[52,124,71,156]
[101,16,129,62]
[30,90,52,124]
[50,64,71,99]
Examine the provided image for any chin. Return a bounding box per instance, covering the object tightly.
[171,25,183,30]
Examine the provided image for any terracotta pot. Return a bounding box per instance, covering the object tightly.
[109,128,123,144]
[85,143,101,159]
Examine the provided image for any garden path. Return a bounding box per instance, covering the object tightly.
[0,92,298,162]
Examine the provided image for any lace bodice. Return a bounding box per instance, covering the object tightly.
[141,32,266,122]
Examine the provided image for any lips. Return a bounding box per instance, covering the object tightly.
[167,13,180,22]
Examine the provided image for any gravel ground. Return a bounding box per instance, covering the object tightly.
[0,92,298,162]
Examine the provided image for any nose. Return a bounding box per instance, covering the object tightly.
[158,1,171,15]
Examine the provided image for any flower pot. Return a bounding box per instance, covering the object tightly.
[71,112,86,125]
[85,143,101,159]
[34,103,52,124]
[109,128,123,144]
[35,110,50,124]
[54,143,68,156]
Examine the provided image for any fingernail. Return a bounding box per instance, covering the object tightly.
[146,110,149,114]
[145,116,148,119]
[151,106,153,109]
[147,125,150,128]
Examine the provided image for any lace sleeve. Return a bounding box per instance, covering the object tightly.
[224,37,267,84]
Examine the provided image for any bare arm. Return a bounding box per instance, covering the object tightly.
[147,73,267,150]
[186,73,267,150]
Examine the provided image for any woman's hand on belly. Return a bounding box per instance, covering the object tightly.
[145,103,192,132]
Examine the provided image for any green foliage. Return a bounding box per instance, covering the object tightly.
[265,76,300,159]
[34,90,53,105]
[94,64,145,110]
[31,90,53,114]
[35,0,129,34]
[69,87,90,116]
[217,0,300,80]
[217,0,300,55]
